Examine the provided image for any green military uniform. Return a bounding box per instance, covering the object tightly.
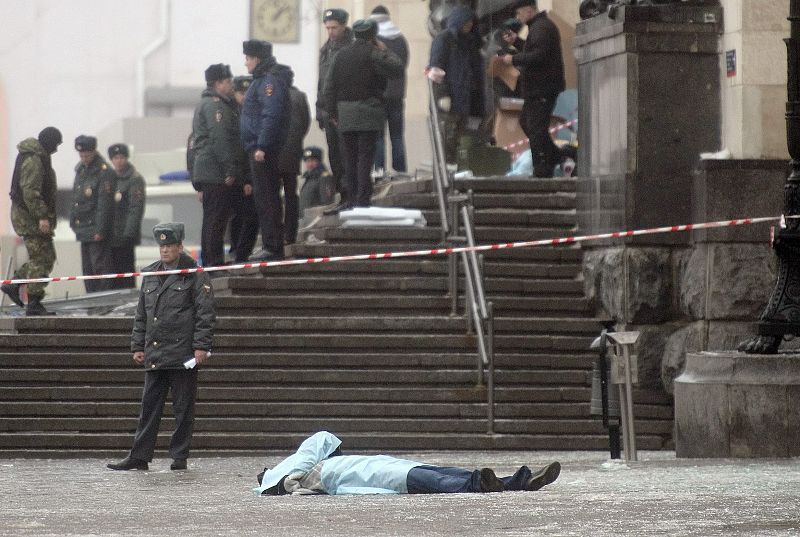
[108,144,146,289]
[70,138,116,293]
[9,137,58,301]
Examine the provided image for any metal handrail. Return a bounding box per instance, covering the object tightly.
[426,76,495,433]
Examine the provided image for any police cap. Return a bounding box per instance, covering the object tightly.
[108,143,129,159]
[511,0,537,9]
[74,135,97,152]
[323,8,348,24]
[302,146,323,161]
[153,222,185,245]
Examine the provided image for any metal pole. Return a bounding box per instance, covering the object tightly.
[622,345,637,461]
[618,383,631,461]
[487,301,495,434]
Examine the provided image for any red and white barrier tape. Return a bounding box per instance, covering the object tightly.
[502,118,578,152]
[0,216,779,286]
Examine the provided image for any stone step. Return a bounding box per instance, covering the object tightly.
[0,367,589,385]
[386,177,576,195]
[421,209,577,228]
[0,351,596,369]
[373,192,577,210]
[0,416,671,435]
[285,243,583,262]
[0,431,667,451]
[307,226,576,244]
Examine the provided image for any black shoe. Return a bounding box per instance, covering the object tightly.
[322,201,353,216]
[524,461,561,491]
[1,283,24,308]
[25,297,55,316]
[107,457,148,471]
[248,249,284,262]
[170,459,187,471]
[479,467,505,493]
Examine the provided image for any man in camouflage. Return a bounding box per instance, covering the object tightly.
[69,135,116,292]
[107,143,146,289]
[2,127,62,316]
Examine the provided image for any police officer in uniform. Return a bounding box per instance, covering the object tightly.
[107,223,215,472]
[2,127,62,316]
[107,143,146,289]
[229,75,260,262]
[317,8,353,200]
[298,146,336,213]
[191,63,244,268]
[70,135,116,292]
[240,39,294,261]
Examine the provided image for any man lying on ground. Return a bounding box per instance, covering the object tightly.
[254,431,561,495]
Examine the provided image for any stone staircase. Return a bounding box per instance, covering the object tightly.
[0,176,673,456]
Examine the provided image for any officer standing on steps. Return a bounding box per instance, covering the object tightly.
[107,143,146,289]
[2,127,62,316]
[70,135,116,292]
[107,223,215,472]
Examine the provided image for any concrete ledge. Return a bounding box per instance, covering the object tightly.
[674,351,800,457]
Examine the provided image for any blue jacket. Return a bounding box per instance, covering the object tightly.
[428,6,485,117]
[240,57,294,154]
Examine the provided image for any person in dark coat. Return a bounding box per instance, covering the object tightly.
[107,143,146,289]
[191,63,243,268]
[427,5,485,165]
[69,135,116,293]
[323,18,404,213]
[2,127,62,316]
[369,5,409,175]
[229,75,260,262]
[492,18,524,99]
[277,78,311,245]
[501,0,566,177]
[298,146,336,213]
[317,8,354,200]
[240,39,294,261]
[107,223,215,472]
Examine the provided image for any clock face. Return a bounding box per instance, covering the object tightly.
[250,0,300,43]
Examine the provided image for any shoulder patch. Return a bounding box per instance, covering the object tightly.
[322,171,330,176]
[265,84,273,96]
[212,96,220,102]
[215,110,223,123]
[101,164,107,170]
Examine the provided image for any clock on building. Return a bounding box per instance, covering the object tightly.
[250,0,300,43]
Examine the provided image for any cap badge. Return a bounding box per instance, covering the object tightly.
[84,187,93,197]
[160,233,167,241]
[114,191,123,202]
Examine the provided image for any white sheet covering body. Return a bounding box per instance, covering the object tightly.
[254,431,424,495]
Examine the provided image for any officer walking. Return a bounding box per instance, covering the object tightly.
[240,39,293,261]
[2,127,62,316]
[70,135,116,292]
[107,143,146,289]
[191,64,244,268]
[107,223,215,472]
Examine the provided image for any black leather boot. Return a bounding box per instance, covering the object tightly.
[107,457,148,471]
[25,296,55,316]
[1,283,24,308]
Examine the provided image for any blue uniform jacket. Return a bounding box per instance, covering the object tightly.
[240,58,293,154]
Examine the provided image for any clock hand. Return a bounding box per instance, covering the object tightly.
[272,6,287,21]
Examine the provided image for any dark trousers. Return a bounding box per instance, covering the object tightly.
[340,131,379,207]
[109,244,136,289]
[520,95,561,178]
[439,112,466,166]
[249,153,284,256]
[129,368,198,462]
[406,465,534,494]
[279,173,299,244]
[374,99,407,173]
[81,241,114,293]
[324,120,345,194]
[229,186,259,263]
[200,183,235,267]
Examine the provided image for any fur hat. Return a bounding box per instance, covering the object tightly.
[74,135,97,152]
[233,75,253,93]
[153,222,185,245]
[205,63,233,84]
[108,143,129,159]
[352,19,378,40]
[242,39,273,59]
[323,8,348,24]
